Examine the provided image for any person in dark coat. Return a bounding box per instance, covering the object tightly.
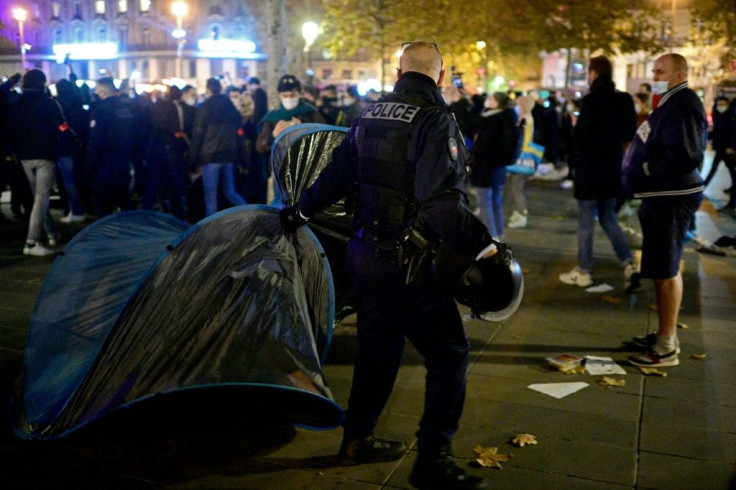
[280,42,495,489]
[4,69,68,255]
[1,73,33,221]
[55,78,89,222]
[622,53,707,367]
[255,75,324,157]
[85,77,139,217]
[703,96,731,189]
[468,91,519,238]
[335,85,365,128]
[242,77,270,204]
[143,85,189,220]
[189,77,247,217]
[559,56,640,291]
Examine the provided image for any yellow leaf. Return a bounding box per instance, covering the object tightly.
[601,295,622,304]
[690,353,707,360]
[677,322,689,329]
[473,445,512,469]
[510,434,538,447]
[562,365,586,375]
[596,377,626,387]
[638,367,667,377]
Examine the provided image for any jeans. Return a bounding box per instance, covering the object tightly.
[57,155,85,216]
[21,159,56,244]
[202,162,247,217]
[476,185,504,238]
[343,238,469,454]
[577,198,633,272]
[143,144,187,221]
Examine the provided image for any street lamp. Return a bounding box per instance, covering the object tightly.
[171,0,188,79]
[301,21,319,87]
[12,7,27,69]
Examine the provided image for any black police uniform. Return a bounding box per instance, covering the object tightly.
[86,95,139,216]
[298,71,492,456]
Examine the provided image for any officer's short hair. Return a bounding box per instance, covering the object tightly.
[22,69,47,91]
[400,42,443,81]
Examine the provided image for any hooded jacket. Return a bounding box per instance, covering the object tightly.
[189,93,244,166]
[572,76,636,200]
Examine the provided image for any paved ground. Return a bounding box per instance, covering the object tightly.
[1,153,735,489]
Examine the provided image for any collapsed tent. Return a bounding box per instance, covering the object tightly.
[271,123,355,319]
[11,207,343,440]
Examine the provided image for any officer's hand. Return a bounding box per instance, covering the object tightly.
[279,206,308,233]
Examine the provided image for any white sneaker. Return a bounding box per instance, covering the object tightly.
[560,179,573,190]
[559,267,593,287]
[23,242,55,257]
[507,211,527,229]
[60,213,86,223]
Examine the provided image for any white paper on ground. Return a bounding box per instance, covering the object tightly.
[586,283,614,293]
[584,356,627,375]
[528,382,589,399]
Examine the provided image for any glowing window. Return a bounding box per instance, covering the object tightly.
[140,0,150,12]
[118,0,128,13]
[52,2,61,18]
[95,1,105,15]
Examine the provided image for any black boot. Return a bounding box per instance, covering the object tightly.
[337,435,407,466]
[409,447,490,489]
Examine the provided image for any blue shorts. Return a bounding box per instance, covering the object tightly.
[638,193,702,279]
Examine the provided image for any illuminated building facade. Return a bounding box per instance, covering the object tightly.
[0,1,267,87]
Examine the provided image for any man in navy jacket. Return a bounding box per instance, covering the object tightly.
[622,53,706,367]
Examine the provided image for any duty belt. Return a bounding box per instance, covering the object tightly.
[355,227,402,258]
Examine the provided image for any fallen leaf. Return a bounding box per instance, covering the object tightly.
[562,365,586,375]
[601,295,623,304]
[649,303,658,311]
[638,367,667,377]
[510,434,538,447]
[677,322,689,329]
[690,353,707,360]
[596,377,626,387]
[473,445,512,469]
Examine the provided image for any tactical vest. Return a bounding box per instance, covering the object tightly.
[352,94,444,246]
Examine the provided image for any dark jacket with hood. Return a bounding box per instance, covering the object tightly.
[468,106,519,188]
[622,82,706,199]
[572,75,637,200]
[4,89,67,162]
[189,93,244,166]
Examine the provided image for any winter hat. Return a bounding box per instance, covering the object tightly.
[277,74,301,93]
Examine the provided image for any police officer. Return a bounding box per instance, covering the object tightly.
[85,77,139,217]
[281,42,493,489]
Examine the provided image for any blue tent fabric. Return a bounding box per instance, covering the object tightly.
[12,207,342,439]
[17,211,188,436]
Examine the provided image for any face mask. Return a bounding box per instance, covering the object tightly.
[281,96,299,110]
[185,97,196,106]
[716,105,728,113]
[651,81,669,95]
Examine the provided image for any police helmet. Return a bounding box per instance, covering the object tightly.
[433,240,523,321]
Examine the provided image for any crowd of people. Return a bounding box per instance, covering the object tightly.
[0,45,732,489]
[0,68,369,256]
